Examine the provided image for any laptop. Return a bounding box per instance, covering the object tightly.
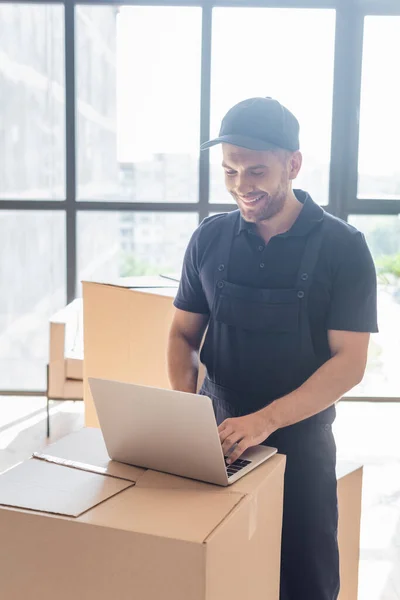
[89,377,277,487]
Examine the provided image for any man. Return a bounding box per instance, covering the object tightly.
[167,97,378,600]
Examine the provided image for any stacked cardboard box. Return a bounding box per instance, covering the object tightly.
[48,298,84,400]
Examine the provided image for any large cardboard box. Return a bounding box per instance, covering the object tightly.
[337,462,363,600]
[0,428,286,600]
[83,278,193,428]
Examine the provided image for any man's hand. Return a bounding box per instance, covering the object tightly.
[218,412,274,464]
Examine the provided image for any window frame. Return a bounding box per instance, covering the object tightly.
[0,0,399,398]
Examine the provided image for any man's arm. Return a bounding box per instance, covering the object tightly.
[263,329,369,428]
[168,308,209,394]
[168,215,216,392]
[220,330,369,462]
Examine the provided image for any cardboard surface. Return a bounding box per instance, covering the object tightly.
[66,357,83,380]
[83,281,179,427]
[82,280,207,427]
[63,378,83,399]
[0,459,133,517]
[43,427,145,481]
[337,463,363,600]
[135,452,285,494]
[0,428,286,600]
[49,298,84,398]
[0,510,208,600]
[206,462,284,600]
[81,486,245,542]
[85,275,179,289]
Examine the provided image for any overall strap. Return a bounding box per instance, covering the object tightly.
[212,210,241,293]
[295,218,325,296]
[295,218,326,377]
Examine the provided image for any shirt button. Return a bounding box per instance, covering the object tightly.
[218,264,225,272]
[217,280,225,289]
[297,290,305,299]
[301,273,309,281]
[259,263,265,269]
[258,245,264,252]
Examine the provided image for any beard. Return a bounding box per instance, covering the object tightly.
[235,178,289,224]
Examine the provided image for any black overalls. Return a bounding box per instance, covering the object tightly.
[199,210,340,600]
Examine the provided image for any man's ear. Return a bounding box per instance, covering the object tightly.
[289,151,302,181]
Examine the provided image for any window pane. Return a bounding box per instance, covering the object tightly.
[0,4,65,200]
[209,8,335,205]
[358,17,400,200]
[77,212,198,292]
[0,212,66,390]
[348,215,400,397]
[76,6,201,202]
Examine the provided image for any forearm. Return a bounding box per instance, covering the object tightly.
[262,352,365,432]
[167,333,200,394]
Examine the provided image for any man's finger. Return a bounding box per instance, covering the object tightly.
[218,419,231,434]
[219,429,235,445]
[218,421,233,442]
[226,438,250,464]
[221,432,243,456]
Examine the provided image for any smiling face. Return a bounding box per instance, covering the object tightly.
[221,144,302,224]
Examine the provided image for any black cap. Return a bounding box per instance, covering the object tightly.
[200,97,300,152]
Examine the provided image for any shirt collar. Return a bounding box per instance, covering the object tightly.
[236,189,324,237]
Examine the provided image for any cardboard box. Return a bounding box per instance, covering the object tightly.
[50,277,180,402]
[337,462,363,600]
[49,298,84,399]
[83,278,209,428]
[0,428,286,600]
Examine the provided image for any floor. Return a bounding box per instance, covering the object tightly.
[0,397,84,474]
[0,397,399,600]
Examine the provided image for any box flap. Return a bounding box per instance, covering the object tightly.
[135,469,217,492]
[82,275,178,289]
[42,428,144,482]
[81,485,245,543]
[49,298,82,325]
[135,454,286,496]
[130,287,177,298]
[0,460,133,517]
[336,461,363,480]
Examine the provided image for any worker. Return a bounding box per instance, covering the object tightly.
[167,97,378,600]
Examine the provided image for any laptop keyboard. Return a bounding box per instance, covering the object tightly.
[225,458,252,478]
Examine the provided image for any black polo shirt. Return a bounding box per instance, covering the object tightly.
[174,190,378,368]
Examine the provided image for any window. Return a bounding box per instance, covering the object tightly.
[358,16,400,200]
[209,8,336,206]
[348,215,400,397]
[77,212,197,293]
[0,212,66,390]
[1,2,399,401]
[76,6,202,203]
[0,4,65,200]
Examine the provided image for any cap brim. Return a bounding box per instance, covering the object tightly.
[200,134,279,152]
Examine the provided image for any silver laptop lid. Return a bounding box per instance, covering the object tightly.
[89,377,229,485]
